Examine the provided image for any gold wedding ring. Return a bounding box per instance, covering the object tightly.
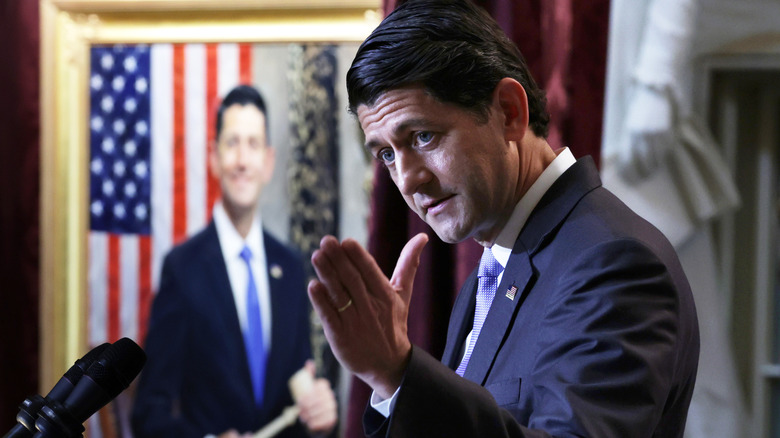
[337,298,353,313]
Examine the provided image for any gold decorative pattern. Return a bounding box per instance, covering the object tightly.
[286,44,341,375]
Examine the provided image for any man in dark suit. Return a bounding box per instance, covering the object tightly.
[132,85,337,438]
[307,1,700,437]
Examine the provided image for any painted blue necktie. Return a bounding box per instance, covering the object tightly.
[456,247,503,376]
[240,246,265,407]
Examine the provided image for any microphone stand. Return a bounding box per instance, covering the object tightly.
[32,402,84,438]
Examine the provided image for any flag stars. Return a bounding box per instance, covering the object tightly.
[113,203,126,219]
[113,161,126,178]
[113,119,126,135]
[123,56,138,73]
[102,137,115,154]
[90,157,103,174]
[124,140,137,156]
[112,76,126,92]
[135,120,148,136]
[134,204,148,221]
[101,53,114,70]
[91,74,103,91]
[89,45,151,235]
[135,77,148,94]
[124,97,137,113]
[91,116,104,132]
[101,95,114,113]
[134,161,148,179]
[124,181,137,197]
[102,179,115,197]
[91,200,104,217]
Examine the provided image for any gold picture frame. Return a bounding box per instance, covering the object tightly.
[39,0,380,392]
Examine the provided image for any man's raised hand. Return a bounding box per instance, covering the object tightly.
[308,233,429,399]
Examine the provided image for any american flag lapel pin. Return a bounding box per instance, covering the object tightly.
[505,285,518,301]
[270,264,283,279]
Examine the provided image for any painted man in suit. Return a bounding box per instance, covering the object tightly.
[132,85,337,438]
[307,0,700,436]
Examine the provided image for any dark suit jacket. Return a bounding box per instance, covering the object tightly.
[365,157,699,437]
[132,222,311,438]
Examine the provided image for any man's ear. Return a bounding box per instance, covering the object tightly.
[494,78,529,142]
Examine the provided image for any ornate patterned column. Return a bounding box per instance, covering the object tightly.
[286,43,341,390]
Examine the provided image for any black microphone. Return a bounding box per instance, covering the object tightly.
[33,338,146,438]
[46,344,111,405]
[3,343,110,438]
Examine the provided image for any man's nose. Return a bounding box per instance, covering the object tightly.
[235,141,249,166]
[395,150,431,196]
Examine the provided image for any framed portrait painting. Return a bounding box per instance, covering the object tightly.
[40,0,379,435]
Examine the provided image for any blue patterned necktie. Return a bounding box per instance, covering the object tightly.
[456,247,503,376]
[240,246,265,407]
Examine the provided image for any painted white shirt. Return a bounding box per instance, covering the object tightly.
[212,201,273,352]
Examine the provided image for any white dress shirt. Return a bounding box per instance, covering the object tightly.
[371,148,576,416]
[212,201,273,352]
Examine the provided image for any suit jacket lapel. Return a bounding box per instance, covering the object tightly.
[462,246,533,384]
[517,156,601,254]
[266,232,288,361]
[202,222,244,342]
[458,157,603,385]
[263,232,294,412]
[203,222,256,401]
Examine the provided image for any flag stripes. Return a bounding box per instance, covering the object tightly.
[88,43,251,352]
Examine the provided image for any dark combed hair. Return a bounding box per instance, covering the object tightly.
[347,0,550,138]
[216,84,269,138]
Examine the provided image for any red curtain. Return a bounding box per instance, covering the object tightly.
[0,0,41,429]
[344,1,610,436]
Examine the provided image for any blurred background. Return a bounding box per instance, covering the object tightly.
[1,0,779,437]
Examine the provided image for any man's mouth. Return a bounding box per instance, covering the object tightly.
[422,194,455,215]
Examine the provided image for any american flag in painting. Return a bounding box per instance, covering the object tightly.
[89,46,152,236]
[87,42,253,351]
[87,42,252,437]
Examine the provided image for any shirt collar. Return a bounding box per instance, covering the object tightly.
[490,148,576,267]
[213,201,263,260]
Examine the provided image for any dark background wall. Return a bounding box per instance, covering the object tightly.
[0,0,42,430]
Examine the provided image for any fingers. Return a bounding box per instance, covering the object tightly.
[340,238,394,300]
[297,379,337,434]
[304,359,316,377]
[310,236,346,308]
[390,233,429,305]
[308,279,340,333]
[311,235,369,312]
[313,234,428,305]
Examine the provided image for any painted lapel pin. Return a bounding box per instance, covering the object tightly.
[505,285,518,301]
[270,264,283,279]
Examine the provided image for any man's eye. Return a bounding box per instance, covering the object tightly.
[379,148,395,164]
[416,131,434,144]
